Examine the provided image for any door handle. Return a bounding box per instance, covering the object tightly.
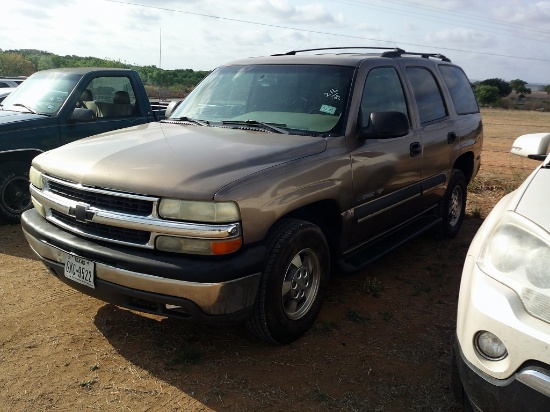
[410,142,422,157]
[447,132,457,144]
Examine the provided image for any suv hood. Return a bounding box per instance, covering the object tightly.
[34,122,327,199]
[515,166,550,229]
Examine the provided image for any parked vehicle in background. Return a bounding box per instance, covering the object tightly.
[453,132,550,411]
[0,87,16,104]
[22,47,482,344]
[0,68,166,222]
[0,76,26,88]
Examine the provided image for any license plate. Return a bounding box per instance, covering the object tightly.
[64,254,95,289]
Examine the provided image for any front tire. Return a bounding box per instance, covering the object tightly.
[247,219,330,344]
[0,161,32,223]
[437,169,467,239]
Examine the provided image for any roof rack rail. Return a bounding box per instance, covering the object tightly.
[271,47,451,62]
[381,49,451,62]
[271,47,404,56]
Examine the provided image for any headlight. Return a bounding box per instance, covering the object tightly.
[29,166,43,189]
[158,199,240,223]
[478,211,550,322]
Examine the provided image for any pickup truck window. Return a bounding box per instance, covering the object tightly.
[406,67,448,124]
[1,72,81,115]
[360,67,408,127]
[171,64,354,134]
[439,65,479,115]
[81,76,138,118]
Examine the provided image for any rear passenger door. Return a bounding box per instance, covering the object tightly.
[350,65,424,244]
[405,66,451,198]
[59,75,149,145]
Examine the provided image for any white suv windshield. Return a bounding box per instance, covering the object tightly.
[170,64,354,134]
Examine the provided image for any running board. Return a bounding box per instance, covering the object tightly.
[337,214,442,274]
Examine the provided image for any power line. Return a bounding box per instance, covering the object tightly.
[333,0,550,43]
[371,0,550,37]
[101,0,550,63]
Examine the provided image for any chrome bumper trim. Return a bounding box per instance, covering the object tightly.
[517,369,550,397]
[23,228,261,316]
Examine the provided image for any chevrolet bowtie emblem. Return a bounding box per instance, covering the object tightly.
[71,204,93,223]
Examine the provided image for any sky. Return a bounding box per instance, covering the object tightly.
[1,0,550,83]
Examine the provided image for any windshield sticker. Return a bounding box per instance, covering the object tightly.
[46,104,55,110]
[324,89,341,100]
[320,104,337,115]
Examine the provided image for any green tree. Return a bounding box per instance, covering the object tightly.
[0,52,35,76]
[543,85,550,96]
[509,79,531,95]
[479,78,512,97]
[474,84,500,106]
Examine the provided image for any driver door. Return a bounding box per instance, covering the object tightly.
[350,65,424,244]
[59,75,149,145]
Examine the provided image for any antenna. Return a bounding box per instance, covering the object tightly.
[158,28,162,102]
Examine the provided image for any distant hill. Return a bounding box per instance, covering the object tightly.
[0,49,210,97]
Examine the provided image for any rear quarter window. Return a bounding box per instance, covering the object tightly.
[439,65,479,115]
[406,67,447,124]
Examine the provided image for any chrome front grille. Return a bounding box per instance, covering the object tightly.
[37,175,160,248]
[48,180,153,216]
[30,174,242,251]
[51,210,151,245]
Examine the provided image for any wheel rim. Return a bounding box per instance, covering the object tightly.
[1,175,31,214]
[448,185,463,227]
[281,248,321,320]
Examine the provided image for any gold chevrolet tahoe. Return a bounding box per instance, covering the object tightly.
[21,47,482,344]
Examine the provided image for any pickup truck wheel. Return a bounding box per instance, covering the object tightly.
[437,169,466,239]
[247,219,330,344]
[0,162,32,223]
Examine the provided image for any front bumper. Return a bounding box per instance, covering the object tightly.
[454,339,550,412]
[21,209,265,323]
[454,254,550,411]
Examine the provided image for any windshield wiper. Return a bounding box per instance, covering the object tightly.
[13,103,37,114]
[168,116,209,126]
[222,120,289,134]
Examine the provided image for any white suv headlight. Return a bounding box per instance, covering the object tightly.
[478,211,550,322]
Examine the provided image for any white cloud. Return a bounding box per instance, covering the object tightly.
[252,0,345,25]
[425,27,495,47]
[237,30,273,45]
[0,0,549,82]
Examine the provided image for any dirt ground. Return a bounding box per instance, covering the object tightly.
[1,108,548,411]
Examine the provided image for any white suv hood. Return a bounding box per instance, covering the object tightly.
[515,166,550,230]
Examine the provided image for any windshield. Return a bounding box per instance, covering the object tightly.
[0,72,82,115]
[170,64,354,135]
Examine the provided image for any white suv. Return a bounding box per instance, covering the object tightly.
[453,133,550,411]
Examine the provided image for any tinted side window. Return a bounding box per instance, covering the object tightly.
[406,67,447,124]
[360,67,408,126]
[439,65,479,115]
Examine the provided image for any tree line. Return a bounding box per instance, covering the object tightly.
[473,78,550,107]
[0,49,211,98]
[2,49,550,106]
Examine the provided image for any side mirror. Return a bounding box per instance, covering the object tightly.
[70,108,95,122]
[511,133,550,160]
[359,111,409,139]
[165,100,182,118]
